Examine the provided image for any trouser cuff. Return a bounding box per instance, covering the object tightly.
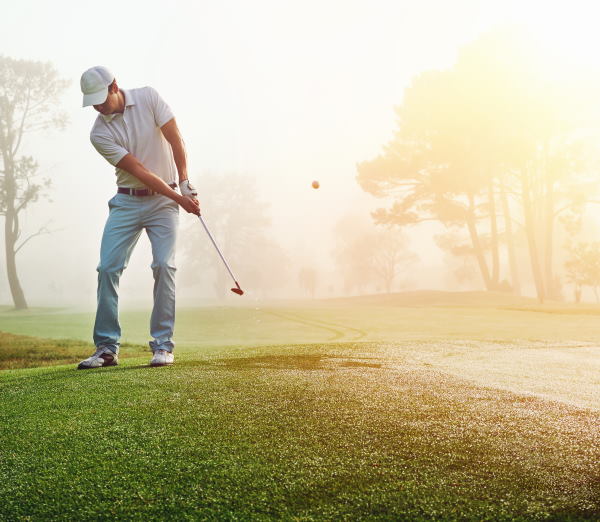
[97,343,120,355]
[149,340,174,353]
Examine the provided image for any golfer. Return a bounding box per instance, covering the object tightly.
[77,66,200,369]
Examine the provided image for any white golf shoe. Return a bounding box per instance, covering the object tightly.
[150,349,174,367]
[77,347,118,369]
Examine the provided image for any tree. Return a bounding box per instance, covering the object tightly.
[333,214,417,294]
[298,266,317,298]
[434,231,484,289]
[357,27,596,302]
[357,65,501,292]
[0,56,68,309]
[565,242,600,303]
[370,228,417,293]
[333,214,376,294]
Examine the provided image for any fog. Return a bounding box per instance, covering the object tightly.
[2,0,599,307]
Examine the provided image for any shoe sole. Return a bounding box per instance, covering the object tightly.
[77,361,118,370]
[149,361,174,367]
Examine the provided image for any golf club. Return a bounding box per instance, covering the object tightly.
[198,215,244,295]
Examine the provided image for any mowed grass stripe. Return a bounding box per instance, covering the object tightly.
[1,343,599,520]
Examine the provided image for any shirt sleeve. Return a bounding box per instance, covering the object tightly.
[147,86,175,127]
[90,132,129,167]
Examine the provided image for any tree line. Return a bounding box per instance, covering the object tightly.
[357,28,600,303]
[4,31,600,307]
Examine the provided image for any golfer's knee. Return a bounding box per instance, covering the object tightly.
[97,264,125,277]
[151,260,176,273]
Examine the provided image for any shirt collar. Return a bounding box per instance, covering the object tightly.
[122,88,135,108]
[101,89,135,122]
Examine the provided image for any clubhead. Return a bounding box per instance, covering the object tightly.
[231,287,244,295]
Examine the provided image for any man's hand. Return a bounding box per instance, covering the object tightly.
[179,179,198,198]
[177,193,200,215]
[179,179,200,215]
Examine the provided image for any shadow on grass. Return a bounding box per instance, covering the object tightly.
[176,354,384,371]
[87,364,151,372]
[3,354,385,384]
[1,361,152,383]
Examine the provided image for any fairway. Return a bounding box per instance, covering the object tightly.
[1,293,600,519]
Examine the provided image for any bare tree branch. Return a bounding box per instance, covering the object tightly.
[11,83,32,157]
[14,224,59,254]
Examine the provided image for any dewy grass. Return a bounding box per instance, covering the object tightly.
[1,343,599,520]
[0,331,146,370]
[1,297,599,518]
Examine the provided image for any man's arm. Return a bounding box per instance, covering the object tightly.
[115,153,200,215]
[160,117,199,202]
[160,118,188,183]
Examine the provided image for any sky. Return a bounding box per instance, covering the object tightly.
[1,0,600,306]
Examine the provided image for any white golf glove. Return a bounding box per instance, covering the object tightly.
[179,179,198,198]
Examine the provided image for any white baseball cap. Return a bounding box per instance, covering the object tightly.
[80,66,115,107]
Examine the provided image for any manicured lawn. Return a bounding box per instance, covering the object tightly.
[1,293,599,519]
[2,342,599,520]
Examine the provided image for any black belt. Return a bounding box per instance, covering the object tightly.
[118,183,177,196]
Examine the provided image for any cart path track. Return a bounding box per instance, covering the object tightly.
[264,310,367,341]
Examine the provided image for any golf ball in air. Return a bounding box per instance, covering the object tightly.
[312,180,320,189]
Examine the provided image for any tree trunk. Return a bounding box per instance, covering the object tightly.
[4,208,28,310]
[521,165,545,303]
[2,151,28,310]
[384,278,392,293]
[500,180,521,295]
[383,251,395,293]
[488,180,500,289]
[543,146,556,300]
[384,261,394,293]
[466,193,492,290]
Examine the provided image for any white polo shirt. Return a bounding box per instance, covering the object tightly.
[89,86,177,189]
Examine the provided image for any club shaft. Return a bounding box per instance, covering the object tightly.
[198,215,239,285]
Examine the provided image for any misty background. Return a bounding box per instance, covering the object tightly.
[2,0,600,308]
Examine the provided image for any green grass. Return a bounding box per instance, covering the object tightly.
[4,291,600,350]
[2,343,599,520]
[1,292,600,519]
[0,331,146,370]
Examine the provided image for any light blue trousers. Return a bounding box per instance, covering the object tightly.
[93,193,179,354]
